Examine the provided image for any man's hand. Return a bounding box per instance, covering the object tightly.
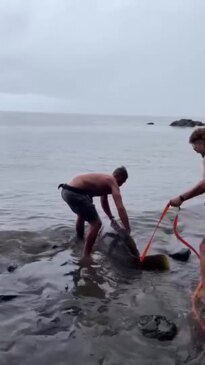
[170,196,183,207]
[110,218,130,236]
[110,217,121,231]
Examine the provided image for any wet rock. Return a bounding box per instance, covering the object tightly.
[170,119,205,127]
[0,295,18,303]
[65,284,68,291]
[97,305,108,313]
[138,315,177,341]
[101,328,118,336]
[7,264,17,273]
[51,316,60,324]
[52,245,58,249]
[61,261,68,266]
[63,306,82,316]
[169,248,191,262]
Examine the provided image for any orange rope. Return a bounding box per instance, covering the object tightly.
[141,203,204,332]
[140,202,170,261]
[173,213,200,259]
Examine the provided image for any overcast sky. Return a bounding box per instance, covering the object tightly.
[0,0,204,117]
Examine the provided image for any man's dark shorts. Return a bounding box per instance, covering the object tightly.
[61,186,99,223]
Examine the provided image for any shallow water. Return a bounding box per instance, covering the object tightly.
[1,111,205,364]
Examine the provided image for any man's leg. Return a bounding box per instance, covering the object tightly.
[76,216,85,239]
[83,218,102,257]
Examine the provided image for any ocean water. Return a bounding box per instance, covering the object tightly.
[1,111,205,364]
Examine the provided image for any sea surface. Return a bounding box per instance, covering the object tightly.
[1,111,205,364]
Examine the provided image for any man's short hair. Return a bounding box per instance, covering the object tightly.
[113,166,128,180]
[189,128,205,144]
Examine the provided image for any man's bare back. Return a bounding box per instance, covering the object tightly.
[69,173,116,196]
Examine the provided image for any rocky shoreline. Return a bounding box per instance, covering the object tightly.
[170,119,205,127]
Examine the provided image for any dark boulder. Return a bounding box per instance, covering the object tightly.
[7,264,17,273]
[0,295,18,302]
[170,119,205,127]
[138,315,177,341]
[169,248,191,262]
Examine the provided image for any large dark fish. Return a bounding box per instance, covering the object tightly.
[99,228,170,271]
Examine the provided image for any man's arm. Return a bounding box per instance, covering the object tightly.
[170,179,205,207]
[111,184,130,232]
[100,195,114,220]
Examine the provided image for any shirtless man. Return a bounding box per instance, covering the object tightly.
[170,128,205,208]
[58,166,130,264]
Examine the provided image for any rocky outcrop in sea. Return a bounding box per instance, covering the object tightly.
[170,119,205,127]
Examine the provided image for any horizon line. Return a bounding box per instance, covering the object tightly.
[0,109,204,121]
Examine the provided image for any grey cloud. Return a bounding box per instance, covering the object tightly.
[0,0,205,116]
